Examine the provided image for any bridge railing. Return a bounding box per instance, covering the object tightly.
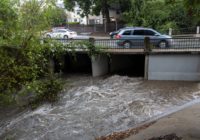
[95,39,145,49]
[50,37,200,52]
[96,38,200,51]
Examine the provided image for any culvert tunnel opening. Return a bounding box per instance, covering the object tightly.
[60,53,92,75]
[109,54,145,77]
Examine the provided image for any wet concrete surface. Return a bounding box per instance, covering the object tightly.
[125,101,200,140]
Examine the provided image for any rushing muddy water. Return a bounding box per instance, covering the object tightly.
[1,75,200,140]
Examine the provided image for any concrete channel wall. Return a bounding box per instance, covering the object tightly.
[91,54,109,77]
[91,54,145,77]
[61,53,200,81]
[148,54,200,81]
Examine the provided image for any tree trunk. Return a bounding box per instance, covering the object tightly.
[102,0,110,23]
[86,15,89,25]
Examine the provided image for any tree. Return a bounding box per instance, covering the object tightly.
[64,0,131,23]
[64,0,91,24]
[0,0,65,106]
[44,6,67,27]
[166,0,200,25]
[0,0,17,40]
[131,0,146,26]
[123,0,147,26]
[122,0,196,33]
[183,0,200,24]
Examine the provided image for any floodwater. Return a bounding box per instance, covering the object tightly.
[0,75,200,140]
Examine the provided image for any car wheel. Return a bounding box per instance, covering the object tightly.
[158,40,168,48]
[64,35,68,39]
[124,41,132,48]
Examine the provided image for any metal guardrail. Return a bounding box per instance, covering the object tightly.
[3,38,200,56]
[53,37,200,50]
[33,37,200,55]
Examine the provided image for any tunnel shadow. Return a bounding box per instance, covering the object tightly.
[109,54,145,77]
[57,53,92,75]
[54,53,145,77]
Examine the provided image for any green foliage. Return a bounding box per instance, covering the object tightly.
[64,0,131,23]
[44,6,67,27]
[0,0,107,108]
[64,0,91,19]
[25,77,64,109]
[0,0,17,42]
[68,22,80,25]
[71,40,104,57]
[123,0,196,33]
[0,0,67,107]
[64,0,76,11]
[0,93,15,106]
[183,0,200,25]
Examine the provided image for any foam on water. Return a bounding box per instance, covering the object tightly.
[1,75,200,140]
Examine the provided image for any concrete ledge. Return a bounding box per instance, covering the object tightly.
[125,98,200,140]
[148,54,200,81]
[148,72,200,81]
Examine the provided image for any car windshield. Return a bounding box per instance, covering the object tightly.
[115,27,133,34]
[112,29,122,34]
[65,29,75,32]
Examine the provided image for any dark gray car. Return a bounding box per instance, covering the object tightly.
[115,27,172,48]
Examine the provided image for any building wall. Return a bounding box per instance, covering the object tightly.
[66,5,120,25]
[65,6,87,24]
[109,9,121,21]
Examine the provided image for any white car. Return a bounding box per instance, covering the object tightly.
[45,29,77,39]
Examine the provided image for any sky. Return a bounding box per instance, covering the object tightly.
[56,0,64,8]
[19,0,65,8]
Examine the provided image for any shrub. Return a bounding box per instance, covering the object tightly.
[67,22,80,25]
[0,0,66,107]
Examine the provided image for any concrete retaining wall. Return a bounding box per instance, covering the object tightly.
[148,54,200,81]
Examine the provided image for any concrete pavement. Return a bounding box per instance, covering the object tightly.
[125,100,200,140]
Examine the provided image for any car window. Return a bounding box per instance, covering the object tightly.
[122,30,132,35]
[66,29,72,32]
[133,30,145,35]
[145,30,156,36]
[58,29,67,33]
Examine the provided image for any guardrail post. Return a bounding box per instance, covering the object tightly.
[144,37,151,54]
[48,57,55,75]
[197,26,200,34]
[144,37,150,81]
[89,37,95,47]
[195,26,200,37]
[89,37,95,44]
[88,37,95,53]
[169,28,172,36]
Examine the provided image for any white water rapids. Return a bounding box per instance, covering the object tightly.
[1,75,200,140]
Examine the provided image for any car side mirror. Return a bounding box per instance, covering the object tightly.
[155,33,160,36]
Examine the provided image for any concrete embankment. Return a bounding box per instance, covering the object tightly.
[125,99,200,140]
